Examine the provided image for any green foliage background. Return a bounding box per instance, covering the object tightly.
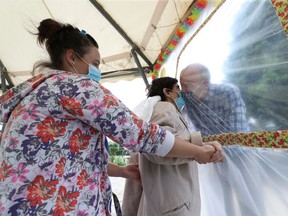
[223,1,288,131]
[108,141,130,166]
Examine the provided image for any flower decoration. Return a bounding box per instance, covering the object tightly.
[152,0,208,79]
[271,0,288,36]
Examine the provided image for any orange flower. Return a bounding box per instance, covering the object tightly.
[77,170,90,189]
[100,172,108,190]
[99,85,110,94]
[0,89,14,104]
[37,116,68,143]
[137,128,145,144]
[0,161,13,181]
[11,103,25,119]
[101,95,119,108]
[55,157,66,177]
[29,74,47,89]
[69,129,91,154]
[27,175,59,207]
[54,186,80,216]
[59,96,84,116]
[133,117,143,128]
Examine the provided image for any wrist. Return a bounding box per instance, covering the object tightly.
[119,166,126,178]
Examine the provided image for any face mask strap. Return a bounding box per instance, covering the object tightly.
[75,52,89,65]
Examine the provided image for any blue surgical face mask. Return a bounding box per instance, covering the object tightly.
[75,52,101,82]
[175,92,186,111]
[87,64,101,82]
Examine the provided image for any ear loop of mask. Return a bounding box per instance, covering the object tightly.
[71,60,79,74]
[70,52,89,75]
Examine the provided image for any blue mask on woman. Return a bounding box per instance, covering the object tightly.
[87,64,101,82]
[175,92,186,111]
[74,52,101,82]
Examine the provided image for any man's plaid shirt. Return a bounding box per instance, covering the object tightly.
[183,83,250,136]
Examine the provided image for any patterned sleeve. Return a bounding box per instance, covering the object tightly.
[54,75,174,155]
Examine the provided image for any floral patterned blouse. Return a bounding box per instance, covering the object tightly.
[0,70,170,215]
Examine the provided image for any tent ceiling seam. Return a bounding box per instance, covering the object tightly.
[41,0,54,19]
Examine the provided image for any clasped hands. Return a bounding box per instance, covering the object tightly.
[194,141,225,164]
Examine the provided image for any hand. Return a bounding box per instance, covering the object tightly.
[205,141,225,163]
[122,163,141,182]
[193,145,216,164]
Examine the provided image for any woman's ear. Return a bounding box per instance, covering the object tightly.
[163,88,170,97]
[65,49,76,66]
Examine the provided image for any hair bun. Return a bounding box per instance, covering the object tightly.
[37,18,62,45]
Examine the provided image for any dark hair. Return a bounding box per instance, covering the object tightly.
[147,77,178,101]
[33,19,98,71]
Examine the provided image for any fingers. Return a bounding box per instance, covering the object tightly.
[194,145,215,164]
[210,141,222,151]
[209,149,224,163]
[207,141,224,163]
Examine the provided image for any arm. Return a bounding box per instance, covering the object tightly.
[58,76,222,163]
[107,163,140,181]
[144,103,198,165]
[167,137,219,164]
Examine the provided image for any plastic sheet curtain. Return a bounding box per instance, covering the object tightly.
[199,145,288,216]
[160,0,288,215]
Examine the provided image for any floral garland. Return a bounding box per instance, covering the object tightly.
[203,130,288,149]
[151,0,208,79]
[271,0,288,36]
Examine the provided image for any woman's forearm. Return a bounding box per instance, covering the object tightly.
[165,137,217,164]
[107,163,124,177]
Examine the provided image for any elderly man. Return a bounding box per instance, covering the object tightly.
[180,63,250,136]
[180,64,268,216]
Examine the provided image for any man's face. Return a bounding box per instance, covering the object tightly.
[180,69,208,99]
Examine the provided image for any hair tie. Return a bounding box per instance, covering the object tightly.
[80,30,87,36]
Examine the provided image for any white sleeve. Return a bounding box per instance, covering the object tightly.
[155,130,175,156]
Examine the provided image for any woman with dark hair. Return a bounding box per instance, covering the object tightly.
[0,19,223,215]
[123,77,221,216]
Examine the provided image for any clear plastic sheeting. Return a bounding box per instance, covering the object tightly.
[164,0,288,215]
[199,146,288,216]
[163,0,288,133]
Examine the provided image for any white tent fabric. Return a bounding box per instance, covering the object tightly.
[0,0,195,85]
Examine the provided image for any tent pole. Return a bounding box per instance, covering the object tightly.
[89,0,153,70]
[0,60,11,138]
[0,60,13,92]
[131,49,149,87]
[0,62,7,93]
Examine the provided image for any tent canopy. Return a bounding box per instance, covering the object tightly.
[1,0,288,133]
[0,0,196,86]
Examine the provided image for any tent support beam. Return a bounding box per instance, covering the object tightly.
[131,49,149,87]
[0,60,12,137]
[89,0,153,70]
[0,60,13,92]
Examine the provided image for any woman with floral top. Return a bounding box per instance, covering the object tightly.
[0,19,224,215]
